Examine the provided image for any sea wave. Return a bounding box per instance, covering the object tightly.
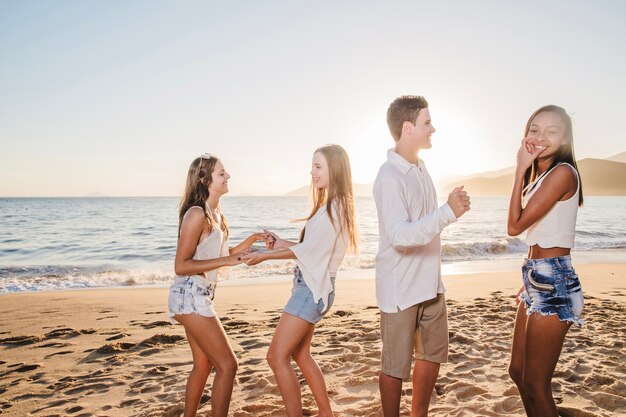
[442,237,528,259]
[2,240,625,293]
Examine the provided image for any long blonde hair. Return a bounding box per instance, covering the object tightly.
[300,144,358,253]
[178,155,229,239]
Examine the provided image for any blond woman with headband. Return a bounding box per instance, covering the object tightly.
[168,153,267,417]
[242,144,358,417]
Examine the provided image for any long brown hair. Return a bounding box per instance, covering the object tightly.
[178,155,229,239]
[300,144,358,253]
[523,105,584,206]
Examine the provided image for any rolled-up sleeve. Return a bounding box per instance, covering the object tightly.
[376,178,457,249]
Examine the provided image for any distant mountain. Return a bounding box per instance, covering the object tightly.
[607,151,626,163]
[286,183,373,197]
[285,154,626,197]
[443,158,626,196]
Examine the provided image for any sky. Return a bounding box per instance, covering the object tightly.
[1,1,625,196]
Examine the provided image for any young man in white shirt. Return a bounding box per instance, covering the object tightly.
[373,95,470,417]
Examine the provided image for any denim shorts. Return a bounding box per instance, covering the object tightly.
[168,275,217,324]
[284,267,336,325]
[520,255,584,326]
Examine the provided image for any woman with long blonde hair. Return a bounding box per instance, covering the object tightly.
[242,144,358,417]
[168,153,267,417]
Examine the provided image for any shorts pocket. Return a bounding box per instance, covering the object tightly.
[195,282,216,301]
[526,269,555,292]
[168,284,186,313]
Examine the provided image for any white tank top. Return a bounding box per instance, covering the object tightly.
[522,163,579,248]
[181,206,229,282]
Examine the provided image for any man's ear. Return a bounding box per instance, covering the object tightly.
[402,120,413,136]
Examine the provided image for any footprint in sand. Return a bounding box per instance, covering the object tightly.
[139,348,161,357]
[238,338,269,349]
[138,334,185,347]
[589,391,626,411]
[0,335,43,345]
[144,366,169,375]
[45,328,96,339]
[494,396,522,413]
[105,333,129,341]
[96,315,118,321]
[66,405,84,413]
[37,341,72,349]
[45,350,74,358]
[95,342,135,354]
[2,363,41,375]
[447,380,489,400]
[119,398,145,407]
[138,320,171,329]
[558,406,606,417]
[221,319,250,330]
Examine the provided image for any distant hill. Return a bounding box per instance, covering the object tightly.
[607,151,626,163]
[285,154,626,197]
[286,183,373,197]
[443,158,626,196]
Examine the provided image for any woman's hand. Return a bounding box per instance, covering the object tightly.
[515,286,525,305]
[224,253,245,267]
[516,137,545,173]
[259,231,277,249]
[240,251,267,266]
[262,229,290,249]
[251,232,268,242]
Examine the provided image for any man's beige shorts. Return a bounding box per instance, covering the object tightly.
[380,294,448,380]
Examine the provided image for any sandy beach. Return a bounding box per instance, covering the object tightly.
[1,263,624,417]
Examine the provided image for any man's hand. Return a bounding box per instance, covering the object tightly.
[448,185,471,218]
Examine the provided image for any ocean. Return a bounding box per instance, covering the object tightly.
[1,196,625,293]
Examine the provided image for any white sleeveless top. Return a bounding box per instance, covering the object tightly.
[522,163,579,248]
[180,206,229,282]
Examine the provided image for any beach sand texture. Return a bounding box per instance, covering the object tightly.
[1,264,624,417]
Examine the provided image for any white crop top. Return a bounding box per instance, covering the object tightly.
[522,163,579,249]
[179,207,229,282]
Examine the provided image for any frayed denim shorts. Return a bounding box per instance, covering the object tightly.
[284,267,335,325]
[520,255,584,326]
[168,275,217,324]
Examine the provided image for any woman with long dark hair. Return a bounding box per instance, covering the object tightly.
[507,106,584,417]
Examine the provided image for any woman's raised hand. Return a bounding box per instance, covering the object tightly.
[516,137,546,172]
[262,229,279,249]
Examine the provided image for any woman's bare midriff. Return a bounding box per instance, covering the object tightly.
[528,245,570,260]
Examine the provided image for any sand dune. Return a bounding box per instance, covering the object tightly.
[0,264,624,416]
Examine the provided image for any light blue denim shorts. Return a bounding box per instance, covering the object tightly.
[168,275,217,324]
[520,255,584,326]
[284,267,335,325]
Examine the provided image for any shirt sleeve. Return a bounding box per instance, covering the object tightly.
[289,206,340,286]
[375,178,457,249]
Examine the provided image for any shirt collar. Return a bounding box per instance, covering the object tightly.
[387,149,420,175]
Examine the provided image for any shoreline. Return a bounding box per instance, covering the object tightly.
[2,249,625,295]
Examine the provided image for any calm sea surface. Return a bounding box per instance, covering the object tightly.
[1,196,625,293]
